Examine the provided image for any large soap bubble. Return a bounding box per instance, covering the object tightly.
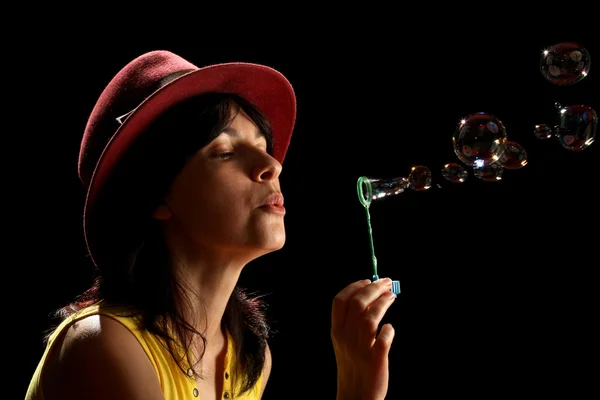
[540,42,591,85]
[452,112,508,168]
[555,105,597,151]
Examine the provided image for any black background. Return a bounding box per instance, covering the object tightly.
[15,27,597,399]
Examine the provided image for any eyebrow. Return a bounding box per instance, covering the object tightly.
[222,127,265,139]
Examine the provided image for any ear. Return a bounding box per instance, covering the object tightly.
[152,204,172,220]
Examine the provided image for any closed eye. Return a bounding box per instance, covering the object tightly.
[214,152,234,159]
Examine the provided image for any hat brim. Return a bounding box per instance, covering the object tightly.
[83,62,296,268]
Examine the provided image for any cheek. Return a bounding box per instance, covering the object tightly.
[167,182,208,221]
[167,169,248,226]
[183,186,240,225]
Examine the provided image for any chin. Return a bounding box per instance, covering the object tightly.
[265,234,286,251]
[245,224,286,254]
[260,224,286,248]
[248,241,285,262]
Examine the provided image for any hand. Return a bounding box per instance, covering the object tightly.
[331,278,396,400]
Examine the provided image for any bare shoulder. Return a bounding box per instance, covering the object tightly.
[43,314,164,400]
[259,343,272,398]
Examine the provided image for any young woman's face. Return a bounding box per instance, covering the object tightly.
[159,106,286,258]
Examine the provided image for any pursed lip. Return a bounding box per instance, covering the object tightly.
[260,192,284,207]
[258,193,286,215]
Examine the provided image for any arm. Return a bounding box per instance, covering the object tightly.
[259,343,272,398]
[43,315,165,400]
[331,278,396,400]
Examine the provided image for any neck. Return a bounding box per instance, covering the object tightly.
[174,253,243,344]
[159,216,264,356]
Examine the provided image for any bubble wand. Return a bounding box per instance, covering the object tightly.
[357,176,401,297]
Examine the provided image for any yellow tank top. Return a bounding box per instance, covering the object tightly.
[25,303,263,399]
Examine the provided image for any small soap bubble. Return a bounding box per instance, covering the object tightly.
[356,176,409,207]
[408,165,432,191]
[473,163,503,182]
[555,105,597,151]
[534,124,553,139]
[452,112,508,167]
[540,42,591,85]
[441,162,468,183]
[497,141,528,169]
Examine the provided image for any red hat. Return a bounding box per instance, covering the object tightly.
[78,50,296,269]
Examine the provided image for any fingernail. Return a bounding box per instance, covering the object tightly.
[383,277,392,285]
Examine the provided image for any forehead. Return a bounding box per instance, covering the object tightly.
[219,109,266,140]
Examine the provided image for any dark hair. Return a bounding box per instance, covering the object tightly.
[46,92,274,396]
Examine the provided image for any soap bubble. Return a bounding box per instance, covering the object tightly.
[534,124,553,139]
[453,112,508,168]
[441,163,468,183]
[555,105,597,151]
[356,176,409,207]
[408,165,432,191]
[497,141,528,169]
[540,42,591,85]
[473,163,503,182]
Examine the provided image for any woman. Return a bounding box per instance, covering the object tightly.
[25,50,396,400]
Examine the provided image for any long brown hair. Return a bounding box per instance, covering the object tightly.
[45,92,274,396]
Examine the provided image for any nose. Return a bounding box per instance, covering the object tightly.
[252,151,282,182]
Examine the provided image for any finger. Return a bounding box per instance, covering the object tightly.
[331,279,371,332]
[346,278,393,325]
[359,290,396,347]
[374,323,395,360]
